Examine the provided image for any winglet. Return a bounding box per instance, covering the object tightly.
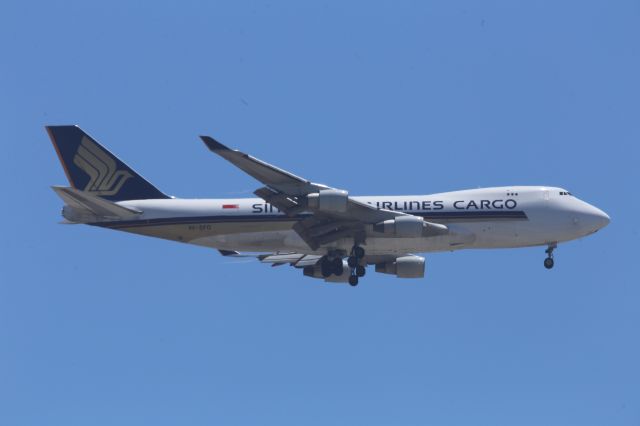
[200,136,230,151]
[218,249,241,256]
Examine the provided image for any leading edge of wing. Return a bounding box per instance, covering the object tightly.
[199,135,327,196]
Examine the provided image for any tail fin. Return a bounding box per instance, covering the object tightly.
[46,125,169,201]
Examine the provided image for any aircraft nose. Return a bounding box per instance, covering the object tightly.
[596,208,610,229]
[581,204,610,231]
[598,209,610,228]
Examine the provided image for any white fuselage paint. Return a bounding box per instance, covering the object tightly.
[104,186,609,256]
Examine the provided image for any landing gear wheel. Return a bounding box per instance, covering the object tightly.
[347,256,358,268]
[332,258,344,275]
[320,258,332,277]
[349,275,359,286]
[544,243,556,270]
[321,266,332,277]
[355,265,366,277]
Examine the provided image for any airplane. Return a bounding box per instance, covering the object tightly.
[46,125,610,286]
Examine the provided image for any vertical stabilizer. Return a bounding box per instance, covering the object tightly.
[46,125,169,201]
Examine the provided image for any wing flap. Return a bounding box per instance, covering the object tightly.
[253,186,304,216]
[258,252,323,268]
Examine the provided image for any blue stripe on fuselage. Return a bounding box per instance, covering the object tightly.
[90,210,528,229]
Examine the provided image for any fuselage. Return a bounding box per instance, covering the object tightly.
[91,186,609,256]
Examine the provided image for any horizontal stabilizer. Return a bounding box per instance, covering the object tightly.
[52,186,141,223]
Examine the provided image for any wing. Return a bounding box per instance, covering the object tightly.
[258,252,324,267]
[200,136,327,196]
[226,250,400,269]
[200,136,447,249]
[219,247,323,266]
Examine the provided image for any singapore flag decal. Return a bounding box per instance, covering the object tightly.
[222,204,239,210]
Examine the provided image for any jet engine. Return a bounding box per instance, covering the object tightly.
[375,255,425,278]
[374,215,424,237]
[307,189,349,213]
[374,216,448,238]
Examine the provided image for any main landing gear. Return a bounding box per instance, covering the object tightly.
[544,243,556,269]
[318,245,367,286]
[348,245,366,286]
[320,256,344,277]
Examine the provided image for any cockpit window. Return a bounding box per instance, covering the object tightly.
[559,191,573,196]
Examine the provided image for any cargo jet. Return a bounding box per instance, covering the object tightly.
[47,126,610,286]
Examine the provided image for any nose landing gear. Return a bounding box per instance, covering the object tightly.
[544,243,556,269]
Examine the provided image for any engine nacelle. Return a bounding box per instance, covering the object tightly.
[375,255,425,278]
[373,215,424,237]
[374,216,448,238]
[307,189,349,213]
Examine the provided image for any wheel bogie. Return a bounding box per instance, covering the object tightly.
[331,257,344,275]
[353,246,365,258]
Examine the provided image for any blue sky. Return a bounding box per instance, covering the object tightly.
[1,1,639,425]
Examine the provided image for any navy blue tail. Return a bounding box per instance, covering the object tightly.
[46,125,169,201]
